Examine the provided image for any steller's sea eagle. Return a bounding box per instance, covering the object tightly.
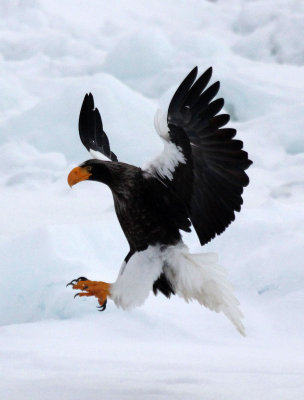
[67,67,252,335]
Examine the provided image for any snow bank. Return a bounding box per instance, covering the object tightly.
[103,29,174,80]
[0,73,160,165]
[233,0,304,65]
[0,217,127,325]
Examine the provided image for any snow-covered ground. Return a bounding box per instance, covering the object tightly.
[1,0,304,398]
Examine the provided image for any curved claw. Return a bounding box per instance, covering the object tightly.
[97,299,107,312]
[66,276,88,287]
[74,293,80,298]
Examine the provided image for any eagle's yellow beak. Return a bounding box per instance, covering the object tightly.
[67,166,92,187]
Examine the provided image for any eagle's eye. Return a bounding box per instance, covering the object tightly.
[86,166,92,172]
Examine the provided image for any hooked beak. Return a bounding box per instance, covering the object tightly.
[68,166,92,187]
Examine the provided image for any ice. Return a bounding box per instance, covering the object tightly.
[0,0,304,399]
[0,73,161,164]
[232,0,304,65]
[103,29,174,80]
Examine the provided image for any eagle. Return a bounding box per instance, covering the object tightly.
[67,67,252,335]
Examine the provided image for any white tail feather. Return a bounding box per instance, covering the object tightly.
[162,243,246,336]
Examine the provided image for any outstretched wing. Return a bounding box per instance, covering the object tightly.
[79,93,118,162]
[145,67,252,245]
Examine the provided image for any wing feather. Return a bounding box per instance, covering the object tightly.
[146,67,252,245]
[79,93,118,162]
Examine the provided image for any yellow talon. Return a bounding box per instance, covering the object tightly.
[71,279,111,308]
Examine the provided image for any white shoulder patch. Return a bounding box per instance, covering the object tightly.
[143,107,187,181]
[144,141,186,181]
[89,149,111,161]
[154,108,169,141]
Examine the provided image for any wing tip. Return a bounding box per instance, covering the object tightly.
[79,92,117,162]
[214,80,220,90]
[82,92,95,110]
[188,66,198,82]
[205,66,213,78]
[192,66,213,76]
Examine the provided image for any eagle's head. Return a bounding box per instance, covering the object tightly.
[67,160,112,187]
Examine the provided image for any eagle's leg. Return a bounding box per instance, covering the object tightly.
[67,277,111,311]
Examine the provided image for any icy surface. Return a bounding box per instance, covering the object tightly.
[0,0,304,399]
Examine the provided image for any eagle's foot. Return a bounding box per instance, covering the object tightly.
[67,277,110,311]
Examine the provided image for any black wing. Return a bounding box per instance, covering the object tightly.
[79,93,118,162]
[146,67,252,245]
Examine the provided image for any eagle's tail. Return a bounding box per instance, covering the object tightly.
[162,243,246,336]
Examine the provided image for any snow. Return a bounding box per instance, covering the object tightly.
[0,0,304,399]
